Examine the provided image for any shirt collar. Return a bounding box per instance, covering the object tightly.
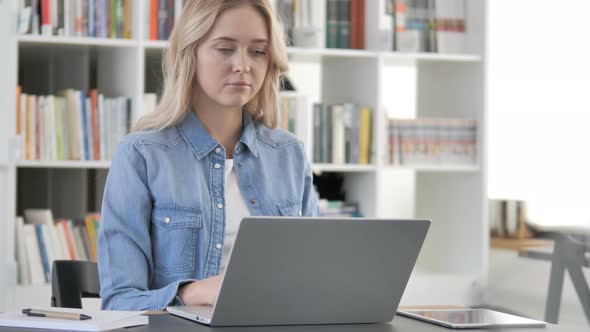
[178,109,258,160]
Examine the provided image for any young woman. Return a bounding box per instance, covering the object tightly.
[97,0,319,310]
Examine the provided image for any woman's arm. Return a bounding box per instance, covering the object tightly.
[300,142,320,217]
[97,138,194,310]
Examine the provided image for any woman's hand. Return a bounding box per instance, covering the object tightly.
[178,275,223,306]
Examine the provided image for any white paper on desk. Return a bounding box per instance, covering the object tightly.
[0,307,148,331]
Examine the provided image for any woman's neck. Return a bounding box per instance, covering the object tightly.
[192,99,243,159]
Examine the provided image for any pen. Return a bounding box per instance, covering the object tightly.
[22,309,92,320]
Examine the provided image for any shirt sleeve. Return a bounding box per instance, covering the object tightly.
[299,142,320,217]
[97,138,195,310]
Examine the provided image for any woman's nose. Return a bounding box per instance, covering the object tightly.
[232,50,251,73]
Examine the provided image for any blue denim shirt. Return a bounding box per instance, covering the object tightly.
[97,110,319,310]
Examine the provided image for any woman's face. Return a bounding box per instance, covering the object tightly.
[195,5,270,111]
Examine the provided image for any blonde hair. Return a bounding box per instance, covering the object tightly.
[134,0,289,132]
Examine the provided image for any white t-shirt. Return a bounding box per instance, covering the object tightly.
[220,159,250,273]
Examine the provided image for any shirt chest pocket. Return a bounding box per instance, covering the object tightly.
[151,204,202,274]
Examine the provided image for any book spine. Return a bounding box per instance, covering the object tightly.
[117,0,124,38]
[338,0,351,49]
[25,96,30,159]
[80,91,89,160]
[110,0,117,38]
[349,0,358,49]
[326,0,338,48]
[34,96,40,160]
[15,217,31,285]
[75,220,91,261]
[85,97,94,160]
[100,0,108,38]
[41,0,52,35]
[158,0,167,40]
[58,221,73,259]
[149,0,158,40]
[358,0,365,49]
[166,0,175,39]
[88,0,95,37]
[343,104,353,163]
[90,90,100,160]
[124,0,132,38]
[16,86,22,136]
[24,224,45,285]
[359,106,372,164]
[351,104,360,163]
[56,0,65,35]
[34,224,50,283]
[85,216,98,261]
[312,103,321,163]
[48,96,57,160]
[331,104,345,164]
[59,98,70,160]
[66,220,81,260]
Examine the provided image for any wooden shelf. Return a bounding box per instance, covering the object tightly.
[491,237,553,251]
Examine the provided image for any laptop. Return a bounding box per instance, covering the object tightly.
[167,217,430,326]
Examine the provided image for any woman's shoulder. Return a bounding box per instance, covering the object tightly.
[255,124,302,150]
[120,126,183,151]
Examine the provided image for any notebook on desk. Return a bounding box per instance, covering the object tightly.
[0,307,148,331]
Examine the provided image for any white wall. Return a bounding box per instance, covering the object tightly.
[487,1,590,213]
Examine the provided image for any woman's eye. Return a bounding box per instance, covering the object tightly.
[251,49,266,56]
[217,48,233,54]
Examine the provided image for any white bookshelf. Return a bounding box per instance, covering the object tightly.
[0,0,488,311]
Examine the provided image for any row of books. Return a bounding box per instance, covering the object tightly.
[319,199,362,218]
[387,118,477,165]
[17,0,133,39]
[277,0,365,49]
[278,94,303,134]
[313,103,373,165]
[391,0,467,53]
[326,0,365,49]
[145,0,187,41]
[16,87,132,162]
[15,209,100,286]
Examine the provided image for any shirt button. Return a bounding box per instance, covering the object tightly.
[214,163,221,169]
[164,217,171,224]
[236,146,241,152]
[250,198,256,205]
[215,147,221,154]
[216,243,222,250]
[217,203,223,209]
[237,161,243,167]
